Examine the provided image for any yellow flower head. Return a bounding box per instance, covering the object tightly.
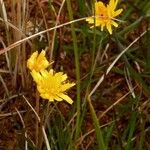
[27,50,50,72]
[86,0,123,34]
[31,69,75,104]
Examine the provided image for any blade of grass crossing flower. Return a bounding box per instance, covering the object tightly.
[66,0,81,139]
[88,96,106,150]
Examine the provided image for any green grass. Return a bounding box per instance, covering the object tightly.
[0,0,150,150]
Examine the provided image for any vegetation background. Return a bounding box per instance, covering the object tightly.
[0,0,150,149]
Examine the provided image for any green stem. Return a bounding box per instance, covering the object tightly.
[88,96,106,150]
[66,0,81,139]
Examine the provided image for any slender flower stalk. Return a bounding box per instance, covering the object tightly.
[86,0,123,34]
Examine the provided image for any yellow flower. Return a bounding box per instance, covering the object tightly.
[86,0,123,34]
[27,50,50,72]
[31,69,75,104]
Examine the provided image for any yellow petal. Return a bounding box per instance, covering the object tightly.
[27,50,50,72]
[60,83,75,92]
[31,70,42,84]
[49,69,54,75]
[27,51,38,70]
[112,21,118,27]
[41,70,49,78]
[86,17,94,24]
[106,23,112,34]
[54,96,63,101]
[114,9,123,17]
[59,93,73,104]
[95,2,106,15]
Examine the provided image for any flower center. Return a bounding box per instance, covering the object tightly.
[98,13,109,20]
